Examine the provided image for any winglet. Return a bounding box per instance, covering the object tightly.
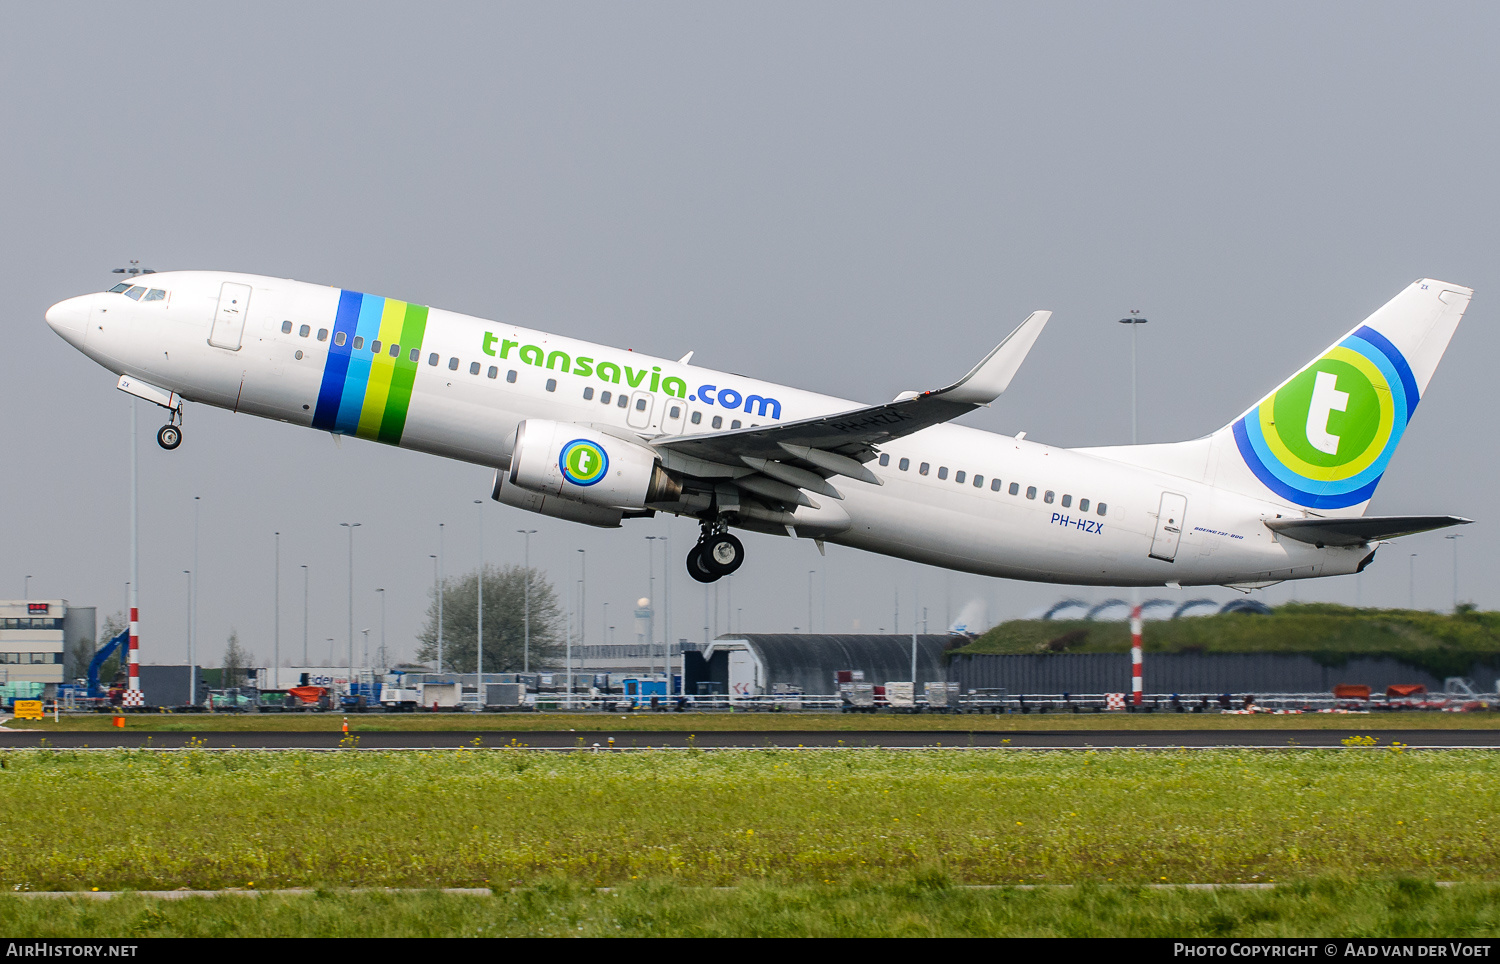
[936,310,1051,405]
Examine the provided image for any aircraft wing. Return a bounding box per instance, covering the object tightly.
[1266,515,1472,547]
[653,311,1051,481]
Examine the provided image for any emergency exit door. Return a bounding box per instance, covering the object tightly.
[1149,492,1188,563]
[209,282,252,350]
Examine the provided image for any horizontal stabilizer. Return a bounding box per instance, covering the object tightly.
[1266,515,1471,547]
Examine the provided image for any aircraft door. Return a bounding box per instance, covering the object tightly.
[1149,492,1188,563]
[661,398,686,435]
[626,390,654,429]
[209,282,252,351]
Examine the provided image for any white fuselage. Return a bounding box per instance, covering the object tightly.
[46,271,1368,587]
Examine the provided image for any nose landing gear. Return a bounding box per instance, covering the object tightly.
[686,523,744,583]
[156,407,184,450]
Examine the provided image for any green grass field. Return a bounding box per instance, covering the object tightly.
[3,748,1497,891]
[6,709,1498,731]
[4,880,1500,937]
[958,603,1500,681]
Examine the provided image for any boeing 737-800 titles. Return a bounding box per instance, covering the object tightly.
[45,274,1471,588]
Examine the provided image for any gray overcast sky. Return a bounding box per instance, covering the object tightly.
[4,2,1498,667]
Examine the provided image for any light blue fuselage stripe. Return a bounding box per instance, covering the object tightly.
[334,295,387,433]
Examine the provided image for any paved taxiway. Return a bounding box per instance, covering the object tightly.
[1,729,1497,749]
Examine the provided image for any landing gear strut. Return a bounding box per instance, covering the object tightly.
[156,407,184,450]
[686,522,744,583]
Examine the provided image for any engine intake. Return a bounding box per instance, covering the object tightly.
[508,419,681,510]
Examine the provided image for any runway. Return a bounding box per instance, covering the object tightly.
[2,729,1498,749]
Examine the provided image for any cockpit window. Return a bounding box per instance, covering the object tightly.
[108,283,132,293]
[123,286,146,301]
[143,289,166,302]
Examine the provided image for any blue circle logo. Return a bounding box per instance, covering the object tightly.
[559,439,609,486]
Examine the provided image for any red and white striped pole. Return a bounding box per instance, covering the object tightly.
[1130,602,1143,706]
[128,400,141,696]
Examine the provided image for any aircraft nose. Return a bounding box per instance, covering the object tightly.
[45,294,91,344]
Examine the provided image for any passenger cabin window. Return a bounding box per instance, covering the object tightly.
[669,405,681,418]
[427,352,439,365]
[691,411,702,424]
[143,289,166,302]
[919,462,930,476]
[973,474,983,488]
[299,324,311,337]
[448,357,459,370]
[1061,494,1072,508]
[937,467,948,480]
[1044,490,1055,504]
[899,458,909,471]
[390,344,400,357]
[335,332,348,347]
[506,370,517,383]
[469,362,481,375]
[547,379,558,392]
[636,398,647,411]
[1009,482,1020,495]
[601,391,612,405]
[711,415,723,429]
[371,340,381,354]
[353,336,364,350]
[879,454,890,467]
[731,419,741,428]
[1098,503,1108,516]
[487,366,498,379]
[1026,486,1037,499]
[1079,498,1090,512]
[991,478,1002,491]
[409,348,419,362]
[281,321,293,334]
[616,395,628,408]
[954,470,965,484]
[318,329,329,342]
[583,387,595,400]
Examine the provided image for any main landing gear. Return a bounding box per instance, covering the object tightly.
[686,523,744,583]
[156,407,184,450]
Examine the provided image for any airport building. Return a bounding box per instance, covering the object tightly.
[0,600,95,693]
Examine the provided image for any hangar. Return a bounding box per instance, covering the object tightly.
[685,634,952,697]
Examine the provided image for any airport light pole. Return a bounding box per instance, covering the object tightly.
[645,536,659,676]
[340,523,360,694]
[1446,533,1463,612]
[430,554,441,670]
[474,503,484,684]
[1120,310,1148,705]
[574,549,586,706]
[376,587,385,671]
[518,529,536,673]
[437,522,445,672]
[808,571,816,634]
[24,575,31,601]
[273,532,280,690]
[300,565,309,666]
[182,570,191,677]
[1409,553,1418,610]
[191,496,200,706]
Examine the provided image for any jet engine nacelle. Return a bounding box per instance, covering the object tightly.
[508,419,681,510]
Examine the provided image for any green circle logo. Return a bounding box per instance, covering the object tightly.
[559,439,608,486]
[1270,359,1381,468]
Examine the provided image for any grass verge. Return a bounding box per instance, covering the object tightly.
[6,711,1499,732]
[2,880,1499,937]
[2,748,1498,892]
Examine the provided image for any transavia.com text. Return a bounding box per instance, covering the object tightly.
[1176,946,1493,958]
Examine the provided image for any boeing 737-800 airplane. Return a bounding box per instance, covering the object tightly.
[45,274,1471,588]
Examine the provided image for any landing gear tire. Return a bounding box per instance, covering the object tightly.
[157,424,182,450]
[702,532,745,577]
[686,546,718,584]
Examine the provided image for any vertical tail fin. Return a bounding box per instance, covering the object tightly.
[1222,279,1472,513]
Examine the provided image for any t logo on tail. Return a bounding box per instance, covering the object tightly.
[1306,370,1349,456]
